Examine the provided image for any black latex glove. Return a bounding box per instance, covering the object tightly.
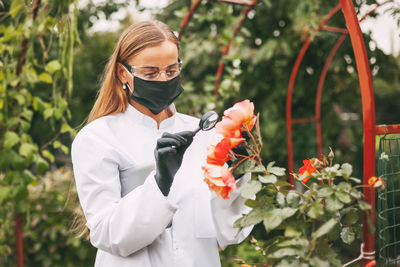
[154,131,195,196]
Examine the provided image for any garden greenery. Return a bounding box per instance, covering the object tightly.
[0,0,78,263]
[229,114,374,266]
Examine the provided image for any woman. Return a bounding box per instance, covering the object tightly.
[71,20,252,267]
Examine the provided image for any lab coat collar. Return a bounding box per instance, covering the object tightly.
[125,104,176,130]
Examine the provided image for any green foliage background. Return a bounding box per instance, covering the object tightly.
[0,0,399,266]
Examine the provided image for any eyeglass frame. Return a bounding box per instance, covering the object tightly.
[120,58,183,81]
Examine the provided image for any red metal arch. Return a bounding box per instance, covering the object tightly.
[179,0,400,265]
[286,0,399,265]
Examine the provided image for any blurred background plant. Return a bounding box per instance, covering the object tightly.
[0,0,399,266]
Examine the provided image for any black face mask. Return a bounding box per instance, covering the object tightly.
[127,76,184,115]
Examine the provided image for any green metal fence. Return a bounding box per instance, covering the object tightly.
[377,135,400,266]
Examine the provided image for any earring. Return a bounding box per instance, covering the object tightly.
[123,83,133,94]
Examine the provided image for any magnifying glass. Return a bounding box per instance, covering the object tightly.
[194,111,219,134]
[170,111,219,150]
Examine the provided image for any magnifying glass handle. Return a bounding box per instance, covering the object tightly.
[194,127,201,134]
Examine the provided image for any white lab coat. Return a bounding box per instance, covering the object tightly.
[71,104,252,267]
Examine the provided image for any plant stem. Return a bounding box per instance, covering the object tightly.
[230,156,249,171]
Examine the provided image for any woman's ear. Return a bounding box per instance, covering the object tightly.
[116,62,128,84]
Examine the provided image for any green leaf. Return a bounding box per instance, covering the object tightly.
[335,191,352,204]
[7,117,19,129]
[276,259,308,267]
[309,257,330,267]
[13,184,28,200]
[244,198,260,208]
[350,177,362,183]
[317,186,334,197]
[337,182,351,192]
[276,180,292,188]
[10,151,29,170]
[269,247,305,259]
[240,180,262,198]
[21,108,33,121]
[19,143,38,158]
[280,207,298,220]
[60,145,69,155]
[312,218,337,240]
[0,186,11,204]
[325,195,344,212]
[39,72,53,83]
[342,208,359,225]
[358,200,372,211]
[32,97,46,112]
[327,223,341,241]
[276,237,309,248]
[269,166,286,176]
[36,156,49,174]
[307,199,324,219]
[25,67,38,83]
[276,192,285,207]
[350,189,363,199]
[262,0,272,8]
[284,224,302,237]
[324,248,342,267]
[22,169,36,183]
[234,205,272,228]
[10,0,23,17]
[53,140,62,149]
[258,174,277,184]
[249,164,266,173]
[266,161,275,170]
[13,93,25,105]
[286,191,300,207]
[263,207,297,233]
[0,151,11,169]
[43,108,54,120]
[341,163,352,178]
[46,60,62,74]
[263,209,283,233]
[57,97,68,111]
[340,227,355,244]
[233,157,255,175]
[42,150,54,163]
[4,131,20,150]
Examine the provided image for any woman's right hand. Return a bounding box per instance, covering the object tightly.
[154,131,195,196]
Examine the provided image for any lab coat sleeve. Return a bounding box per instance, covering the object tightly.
[71,131,177,257]
[210,173,253,250]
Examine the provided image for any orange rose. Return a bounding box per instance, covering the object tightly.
[215,99,257,138]
[299,159,317,183]
[202,164,237,199]
[368,176,386,189]
[207,135,245,165]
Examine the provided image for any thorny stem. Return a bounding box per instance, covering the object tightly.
[230,156,250,171]
[353,185,373,190]
[243,142,258,156]
[306,240,317,260]
[244,124,261,155]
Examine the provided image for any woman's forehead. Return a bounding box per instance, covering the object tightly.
[128,41,178,67]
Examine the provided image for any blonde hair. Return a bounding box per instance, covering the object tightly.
[87,20,179,123]
[72,20,179,239]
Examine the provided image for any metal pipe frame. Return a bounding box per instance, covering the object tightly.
[340,1,376,264]
[286,1,395,265]
[286,4,342,185]
[179,0,397,265]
